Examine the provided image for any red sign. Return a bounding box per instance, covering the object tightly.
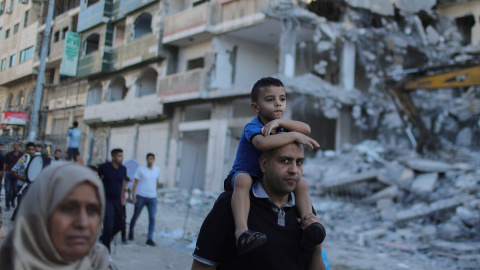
[1,112,29,125]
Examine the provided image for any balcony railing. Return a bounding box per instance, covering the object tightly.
[109,33,159,71]
[215,0,269,33]
[77,50,105,77]
[163,3,212,44]
[158,68,206,97]
[84,94,163,123]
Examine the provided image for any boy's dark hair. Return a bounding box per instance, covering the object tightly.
[26,142,35,148]
[0,143,3,146]
[55,149,62,153]
[111,148,123,156]
[35,144,43,149]
[146,153,155,159]
[251,77,284,102]
[73,121,79,128]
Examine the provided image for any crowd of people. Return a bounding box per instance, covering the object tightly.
[0,77,327,270]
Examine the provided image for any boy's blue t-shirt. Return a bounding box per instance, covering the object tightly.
[228,117,264,181]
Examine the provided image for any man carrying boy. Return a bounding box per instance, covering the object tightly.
[226,77,325,255]
[193,142,326,269]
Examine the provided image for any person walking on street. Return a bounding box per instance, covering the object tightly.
[66,121,82,162]
[128,153,161,246]
[98,148,128,252]
[4,141,23,211]
[0,144,5,201]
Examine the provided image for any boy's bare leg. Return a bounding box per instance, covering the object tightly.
[295,178,326,249]
[295,178,314,227]
[232,173,253,241]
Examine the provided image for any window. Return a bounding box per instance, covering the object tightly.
[132,13,152,40]
[87,0,99,7]
[84,33,99,54]
[15,90,24,106]
[0,1,4,15]
[0,59,6,71]
[5,93,13,109]
[13,24,19,34]
[187,57,205,70]
[24,10,29,27]
[5,29,9,39]
[19,47,33,63]
[9,54,15,67]
[53,31,59,42]
[48,68,55,84]
[62,27,68,40]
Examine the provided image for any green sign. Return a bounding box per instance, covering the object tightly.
[60,31,80,77]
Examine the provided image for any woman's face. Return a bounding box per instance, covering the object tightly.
[48,182,102,261]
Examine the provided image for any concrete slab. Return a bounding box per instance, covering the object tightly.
[322,170,380,189]
[432,240,480,255]
[405,158,454,173]
[395,197,462,223]
[411,173,438,194]
[363,185,399,203]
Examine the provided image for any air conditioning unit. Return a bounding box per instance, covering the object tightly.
[6,8,12,14]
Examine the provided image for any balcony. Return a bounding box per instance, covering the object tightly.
[44,82,88,110]
[78,0,112,32]
[214,0,269,34]
[109,33,160,71]
[162,2,214,46]
[84,94,164,123]
[77,50,106,77]
[112,0,158,20]
[158,68,208,101]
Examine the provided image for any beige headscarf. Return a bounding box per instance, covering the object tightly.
[0,163,109,270]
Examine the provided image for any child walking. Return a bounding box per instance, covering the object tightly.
[225,77,326,255]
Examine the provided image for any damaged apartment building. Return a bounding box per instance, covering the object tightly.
[0,0,479,192]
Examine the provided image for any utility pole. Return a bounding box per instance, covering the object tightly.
[28,0,55,142]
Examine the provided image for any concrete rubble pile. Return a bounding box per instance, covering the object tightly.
[281,0,480,150]
[304,140,480,269]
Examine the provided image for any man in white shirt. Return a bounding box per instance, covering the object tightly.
[128,153,161,246]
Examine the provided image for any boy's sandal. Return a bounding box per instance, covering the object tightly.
[237,230,267,255]
[300,222,326,251]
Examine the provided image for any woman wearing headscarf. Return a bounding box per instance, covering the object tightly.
[0,163,109,270]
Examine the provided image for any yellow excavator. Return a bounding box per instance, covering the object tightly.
[387,64,480,153]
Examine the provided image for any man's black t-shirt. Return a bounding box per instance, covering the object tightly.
[98,162,127,202]
[193,183,313,270]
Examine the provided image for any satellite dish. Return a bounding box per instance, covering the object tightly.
[26,155,43,182]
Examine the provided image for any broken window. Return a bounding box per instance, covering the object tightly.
[5,93,13,109]
[136,68,157,97]
[132,13,152,40]
[307,0,344,22]
[186,57,204,70]
[108,76,128,102]
[84,33,100,55]
[455,14,475,45]
[87,82,103,106]
[24,88,34,110]
[15,90,24,107]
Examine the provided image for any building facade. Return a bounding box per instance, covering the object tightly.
[1,0,478,191]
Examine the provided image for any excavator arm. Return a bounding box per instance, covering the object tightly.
[389,64,480,153]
